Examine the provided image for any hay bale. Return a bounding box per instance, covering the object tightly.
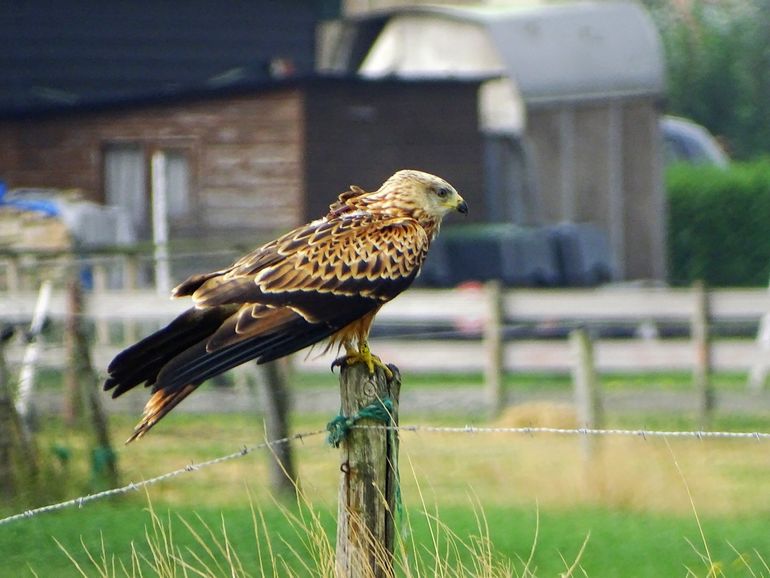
[494,401,578,429]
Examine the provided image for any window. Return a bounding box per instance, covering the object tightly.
[103,143,194,239]
[165,150,191,220]
[104,144,147,235]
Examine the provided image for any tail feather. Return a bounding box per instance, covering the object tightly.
[107,303,357,441]
[125,383,199,443]
[105,306,237,397]
[154,316,335,393]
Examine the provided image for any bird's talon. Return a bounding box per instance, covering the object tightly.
[331,356,346,372]
[332,344,393,378]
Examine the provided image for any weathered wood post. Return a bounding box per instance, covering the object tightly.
[67,278,120,488]
[257,360,297,497]
[692,280,714,429]
[335,362,401,578]
[0,325,16,500]
[0,325,39,488]
[64,278,85,427]
[569,327,603,459]
[15,279,52,441]
[483,280,504,417]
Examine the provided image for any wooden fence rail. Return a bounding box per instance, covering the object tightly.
[1,285,769,379]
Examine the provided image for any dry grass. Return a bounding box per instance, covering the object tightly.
[98,404,770,517]
[17,404,770,577]
[53,486,553,577]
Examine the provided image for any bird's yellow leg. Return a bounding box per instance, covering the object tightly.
[335,340,394,378]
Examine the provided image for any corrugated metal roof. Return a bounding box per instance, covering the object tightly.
[345,2,665,102]
[0,0,333,115]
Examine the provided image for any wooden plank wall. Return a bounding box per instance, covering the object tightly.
[302,80,486,222]
[0,89,305,235]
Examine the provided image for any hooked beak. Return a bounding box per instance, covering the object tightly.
[456,198,468,215]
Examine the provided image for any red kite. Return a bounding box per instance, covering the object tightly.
[105,170,467,441]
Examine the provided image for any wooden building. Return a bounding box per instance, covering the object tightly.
[0,78,485,245]
[321,3,668,281]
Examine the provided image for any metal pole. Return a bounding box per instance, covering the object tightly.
[151,151,171,295]
[15,279,52,433]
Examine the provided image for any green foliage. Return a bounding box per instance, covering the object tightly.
[647,0,770,159]
[667,161,770,285]
[667,161,770,286]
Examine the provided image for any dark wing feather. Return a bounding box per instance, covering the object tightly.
[106,212,430,440]
[104,305,239,397]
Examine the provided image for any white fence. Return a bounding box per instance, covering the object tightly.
[1,285,769,377]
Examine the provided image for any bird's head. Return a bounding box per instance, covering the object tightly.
[376,170,468,227]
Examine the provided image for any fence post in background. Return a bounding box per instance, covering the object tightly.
[692,281,714,429]
[336,362,401,578]
[484,280,504,417]
[257,360,297,498]
[67,278,119,488]
[747,274,770,392]
[570,327,602,459]
[15,279,52,443]
[0,326,17,500]
[64,278,85,427]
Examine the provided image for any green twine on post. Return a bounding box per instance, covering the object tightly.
[327,397,394,447]
[326,396,406,538]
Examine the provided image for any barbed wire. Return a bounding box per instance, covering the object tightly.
[355,424,770,440]
[0,428,326,528]
[0,423,768,528]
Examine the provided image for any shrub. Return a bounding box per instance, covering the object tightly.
[648,0,770,159]
[667,161,770,286]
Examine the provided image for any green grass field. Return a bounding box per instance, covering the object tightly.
[5,500,770,577]
[1,376,769,576]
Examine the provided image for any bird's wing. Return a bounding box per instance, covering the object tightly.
[191,213,430,312]
[162,213,430,388]
[111,213,430,441]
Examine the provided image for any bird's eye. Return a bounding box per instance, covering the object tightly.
[436,187,450,199]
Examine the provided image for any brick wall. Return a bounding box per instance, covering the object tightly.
[0,88,305,237]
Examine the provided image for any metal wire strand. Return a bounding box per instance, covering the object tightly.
[0,423,768,528]
[0,428,327,527]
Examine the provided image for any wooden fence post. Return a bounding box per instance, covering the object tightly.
[692,281,714,429]
[0,326,16,500]
[336,362,401,578]
[64,278,85,427]
[15,279,52,441]
[747,312,770,392]
[258,360,297,498]
[569,327,602,459]
[67,278,120,488]
[0,325,39,487]
[484,280,504,417]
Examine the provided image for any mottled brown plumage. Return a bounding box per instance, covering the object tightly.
[105,169,467,441]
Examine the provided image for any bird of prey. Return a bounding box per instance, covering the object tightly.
[105,169,467,441]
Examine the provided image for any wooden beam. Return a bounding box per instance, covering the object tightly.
[483,281,504,417]
[336,362,400,578]
[692,281,714,429]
